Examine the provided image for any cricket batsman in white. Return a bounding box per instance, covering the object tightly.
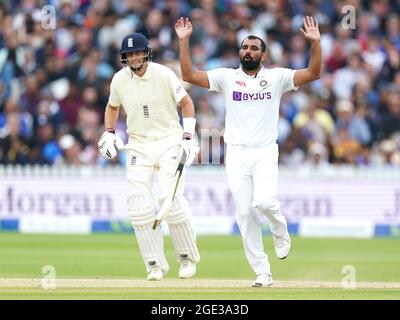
[98,33,200,281]
[176,16,321,287]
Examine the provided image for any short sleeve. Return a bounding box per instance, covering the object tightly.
[166,68,188,103]
[207,68,228,92]
[108,77,121,107]
[279,68,299,93]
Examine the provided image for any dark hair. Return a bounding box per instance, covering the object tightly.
[240,35,266,53]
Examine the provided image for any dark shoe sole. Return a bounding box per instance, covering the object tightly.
[252,282,273,288]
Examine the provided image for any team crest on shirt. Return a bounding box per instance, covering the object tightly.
[259,80,268,87]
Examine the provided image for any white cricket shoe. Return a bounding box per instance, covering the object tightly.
[252,273,273,287]
[272,229,291,259]
[179,259,196,279]
[147,266,163,281]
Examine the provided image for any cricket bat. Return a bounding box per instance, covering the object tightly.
[152,150,187,230]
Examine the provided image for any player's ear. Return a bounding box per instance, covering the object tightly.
[261,51,267,62]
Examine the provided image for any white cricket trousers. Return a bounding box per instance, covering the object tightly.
[125,133,200,273]
[225,143,288,276]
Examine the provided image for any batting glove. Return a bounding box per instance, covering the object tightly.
[98,129,125,160]
[180,118,199,166]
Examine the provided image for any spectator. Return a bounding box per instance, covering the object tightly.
[332,52,367,100]
[58,133,84,166]
[378,85,400,139]
[293,96,335,145]
[0,1,398,167]
[334,100,372,146]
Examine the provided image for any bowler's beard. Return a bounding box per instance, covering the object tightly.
[240,55,261,71]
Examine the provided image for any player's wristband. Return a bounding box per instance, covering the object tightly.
[183,118,196,138]
[106,128,116,134]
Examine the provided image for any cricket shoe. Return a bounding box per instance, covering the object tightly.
[252,273,273,287]
[272,229,291,259]
[179,259,196,279]
[147,266,164,281]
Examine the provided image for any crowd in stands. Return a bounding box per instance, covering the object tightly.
[0,0,399,167]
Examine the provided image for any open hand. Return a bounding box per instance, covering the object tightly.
[300,16,320,43]
[175,17,193,40]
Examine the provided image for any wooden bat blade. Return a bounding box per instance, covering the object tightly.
[152,149,187,230]
[152,189,175,230]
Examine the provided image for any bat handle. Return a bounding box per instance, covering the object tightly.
[152,219,159,230]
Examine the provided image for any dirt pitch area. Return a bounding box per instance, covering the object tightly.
[2,278,400,289]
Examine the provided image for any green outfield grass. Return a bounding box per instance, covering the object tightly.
[0,233,399,299]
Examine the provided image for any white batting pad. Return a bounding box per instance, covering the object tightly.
[168,218,200,263]
[127,193,169,273]
[134,223,169,273]
[127,193,157,226]
[165,197,200,262]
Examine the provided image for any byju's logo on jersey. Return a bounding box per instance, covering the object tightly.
[232,91,272,101]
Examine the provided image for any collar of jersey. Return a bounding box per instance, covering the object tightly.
[238,65,266,78]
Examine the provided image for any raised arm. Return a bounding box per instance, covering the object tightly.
[294,16,322,87]
[175,17,210,89]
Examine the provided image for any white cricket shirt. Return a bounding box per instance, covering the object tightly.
[109,62,187,142]
[207,66,298,147]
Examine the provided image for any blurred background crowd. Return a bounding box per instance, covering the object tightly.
[0,0,399,167]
